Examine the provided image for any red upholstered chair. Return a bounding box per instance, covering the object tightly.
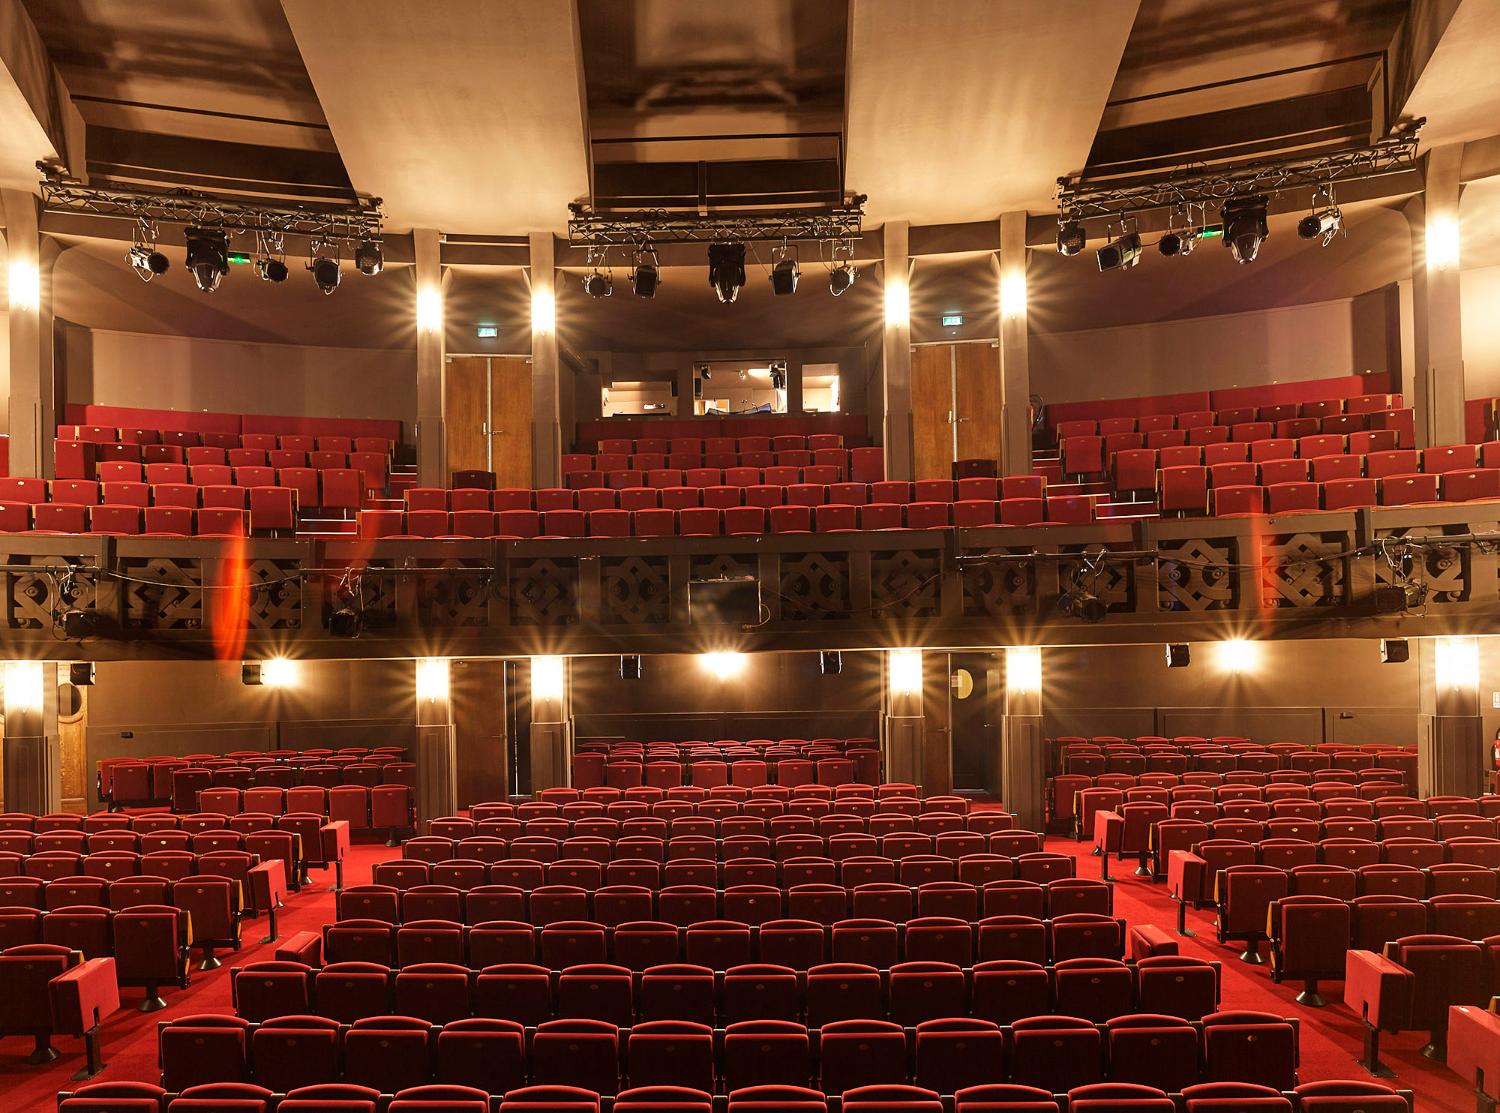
[1265,483,1318,514]
[1009,1015,1102,1092]
[1379,473,1439,505]
[1113,449,1156,494]
[952,499,997,527]
[1062,436,1104,479]
[769,505,812,534]
[1249,438,1297,462]
[1159,466,1207,514]
[1444,469,1500,502]
[859,504,903,530]
[1323,478,1377,510]
[905,502,950,529]
[112,904,188,1010]
[1203,442,1249,466]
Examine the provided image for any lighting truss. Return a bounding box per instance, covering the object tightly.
[1055,120,1424,223]
[566,199,865,248]
[38,164,384,246]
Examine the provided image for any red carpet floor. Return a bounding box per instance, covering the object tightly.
[1,835,1472,1112]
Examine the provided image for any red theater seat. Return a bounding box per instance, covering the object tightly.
[1379,474,1438,505]
[1323,478,1376,510]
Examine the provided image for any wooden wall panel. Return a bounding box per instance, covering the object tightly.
[445,357,489,482]
[911,345,953,481]
[490,356,534,489]
[954,341,1002,465]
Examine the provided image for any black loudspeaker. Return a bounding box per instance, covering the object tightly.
[1164,643,1191,668]
[241,663,263,686]
[689,577,761,626]
[820,650,842,675]
[1380,639,1410,664]
[620,655,642,680]
[1371,587,1408,614]
[69,663,96,686]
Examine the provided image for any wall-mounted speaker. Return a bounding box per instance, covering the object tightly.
[620,655,642,680]
[1164,643,1191,668]
[819,650,842,675]
[68,663,96,686]
[1380,639,1410,664]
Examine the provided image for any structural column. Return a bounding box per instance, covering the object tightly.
[2,661,61,814]
[998,211,1032,476]
[414,658,457,826]
[4,190,59,479]
[1407,145,1465,447]
[1000,647,1045,832]
[883,649,924,788]
[530,232,562,490]
[529,655,573,791]
[882,220,913,481]
[1417,637,1485,798]
[413,228,446,487]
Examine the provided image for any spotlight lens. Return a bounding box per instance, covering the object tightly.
[708,243,746,304]
[310,257,341,294]
[1158,233,1182,257]
[829,262,856,296]
[1057,222,1086,256]
[584,272,612,298]
[632,263,659,298]
[355,240,384,276]
[1298,215,1322,239]
[147,251,169,274]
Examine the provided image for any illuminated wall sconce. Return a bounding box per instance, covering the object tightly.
[883,280,910,328]
[700,651,746,681]
[1006,646,1042,693]
[416,285,443,332]
[3,661,44,712]
[1433,636,1479,688]
[1427,215,1460,272]
[1215,638,1260,674]
[416,657,452,702]
[531,655,565,701]
[888,648,923,695]
[999,270,1027,318]
[8,260,39,312]
[531,285,556,334]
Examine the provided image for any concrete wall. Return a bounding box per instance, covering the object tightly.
[61,326,417,425]
[1464,263,1500,400]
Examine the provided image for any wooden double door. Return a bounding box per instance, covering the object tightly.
[911,342,1002,480]
[445,356,533,488]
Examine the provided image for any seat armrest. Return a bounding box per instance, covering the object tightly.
[1345,948,1414,1031]
[49,957,120,1036]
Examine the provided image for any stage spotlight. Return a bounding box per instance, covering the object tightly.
[1165,643,1191,668]
[308,254,342,295]
[1221,196,1269,264]
[255,257,289,283]
[1059,588,1107,623]
[708,243,746,303]
[184,227,229,293]
[1096,232,1141,272]
[127,244,170,282]
[830,240,858,296]
[58,607,99,640]
[1158,232,1183,257]
[770,257,800,296]
[329,605,364,638]
[819,650,842,676]
[354,240,384,276]
[1057,221,1086,256]
[1298,207,1342,244]
[631,246,659,298]
[583,270,612,298]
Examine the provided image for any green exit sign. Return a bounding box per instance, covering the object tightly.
[476,324,499,338]
[941,312,964,328]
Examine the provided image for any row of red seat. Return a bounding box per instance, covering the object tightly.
[591,435,850,455]
[338,875,1100,929]
[1105,438,1495,488]
[230,954,1208,1034]
[563,452,861,479]
[1052,392,1402,439]
[419,477,1045,512]
[524,783,934,806]
[420,814,1011,844]
[0,500,271,536]
[54,439,389,492]
[1073,427,1414,482]
[575,756,880,791]
[60,424,396,455]
[54,1079,1419,1113]
[106,768,412,815]
[142,1010,1313,1101]
[1156,466,1500,517]
[354,499,1099,540]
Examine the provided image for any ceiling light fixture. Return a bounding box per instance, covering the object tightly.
[1056,220,1086,256]
[308,242,342,295]
[630,244,659,298]
[1221,195,1270,264]
[354,239,384,277]
[770,242,800,295]
[829,241,858,296]
[184,227,230,293]
[1298,187,1344,247]
[1096,228,1142,272]
[708,243,746,304]
[128,244,170,282]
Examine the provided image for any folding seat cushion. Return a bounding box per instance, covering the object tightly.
[1062,436,1105,478]
[818,1019,909,1094]
[1323,478,1376,510]
[1443,468,1500,502]
[624,1020,715,1091]
[1201,439,1250,462]
[1200,1011,1297,1089]
[1380,473,1439,505]
[1292,1081,1408,1113]
[1159,466,1207,514]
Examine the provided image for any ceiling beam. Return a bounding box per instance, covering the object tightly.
[0,2,83,193]
[281,0,590,234]
[1393,0,1500,148]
